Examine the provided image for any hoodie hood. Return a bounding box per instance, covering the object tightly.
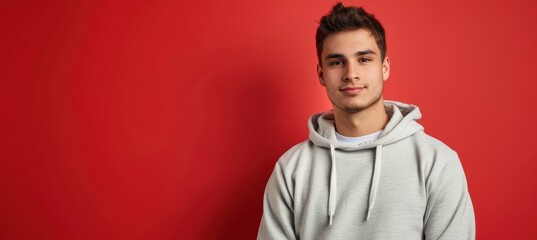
[307,100,424,225]
[309,100,424,150]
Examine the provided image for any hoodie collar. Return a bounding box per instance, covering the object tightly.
[308,100,424,150]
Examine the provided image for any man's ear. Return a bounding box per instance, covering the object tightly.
[317,64,325,86]
[382,57,390,81]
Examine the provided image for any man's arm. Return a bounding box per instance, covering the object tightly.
[257,162,297,240]
[424,153,476,239]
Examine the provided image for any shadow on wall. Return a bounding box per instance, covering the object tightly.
[180,57,296,239]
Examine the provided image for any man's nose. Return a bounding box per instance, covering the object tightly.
[344,63,360,81]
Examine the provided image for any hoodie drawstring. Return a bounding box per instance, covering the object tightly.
[366,144,383,220]
[328,144,337,225]
[328,144,384,225]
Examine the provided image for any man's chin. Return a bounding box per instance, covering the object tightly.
[337,98,383,113]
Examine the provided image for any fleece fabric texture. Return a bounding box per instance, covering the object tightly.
[257,101,475,240]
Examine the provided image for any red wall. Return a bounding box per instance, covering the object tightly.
[1,0,536,239]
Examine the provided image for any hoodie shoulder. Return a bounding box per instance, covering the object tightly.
[277,140,315,169]
[409,131,467,193]
[412,131,459,160]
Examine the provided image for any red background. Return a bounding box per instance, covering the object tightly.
[1,0,536,239]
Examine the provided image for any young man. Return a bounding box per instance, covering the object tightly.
[257,3,475,239]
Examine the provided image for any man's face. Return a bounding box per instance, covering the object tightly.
[317,29,390,113]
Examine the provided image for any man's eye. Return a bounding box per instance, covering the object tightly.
[329,60,343,66]
[359,58,371,63]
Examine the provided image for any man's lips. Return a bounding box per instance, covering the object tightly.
[340,86,365,94]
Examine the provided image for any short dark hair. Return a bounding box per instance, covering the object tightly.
[315,2,387,64]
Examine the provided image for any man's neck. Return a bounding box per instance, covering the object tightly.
[333,99,389,137]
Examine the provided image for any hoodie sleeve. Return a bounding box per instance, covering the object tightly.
[257,162,297,240]
[424,152,476,240]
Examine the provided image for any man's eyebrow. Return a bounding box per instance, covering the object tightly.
[356,49,376,56]
[325,53,344,60]
[325,50,376,60]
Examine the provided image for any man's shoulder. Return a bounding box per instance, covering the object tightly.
[276,139,317,168]
[407,131,461,167]
[412,131,457,153]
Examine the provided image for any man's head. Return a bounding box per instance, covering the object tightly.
[316,3,386,65]
[315,3,390,114]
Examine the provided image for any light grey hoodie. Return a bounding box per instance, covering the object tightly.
[257,101,475,239]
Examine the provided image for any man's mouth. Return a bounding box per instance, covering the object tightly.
[340,86,365,94]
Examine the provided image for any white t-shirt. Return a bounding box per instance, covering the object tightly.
[336,130,382,144]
